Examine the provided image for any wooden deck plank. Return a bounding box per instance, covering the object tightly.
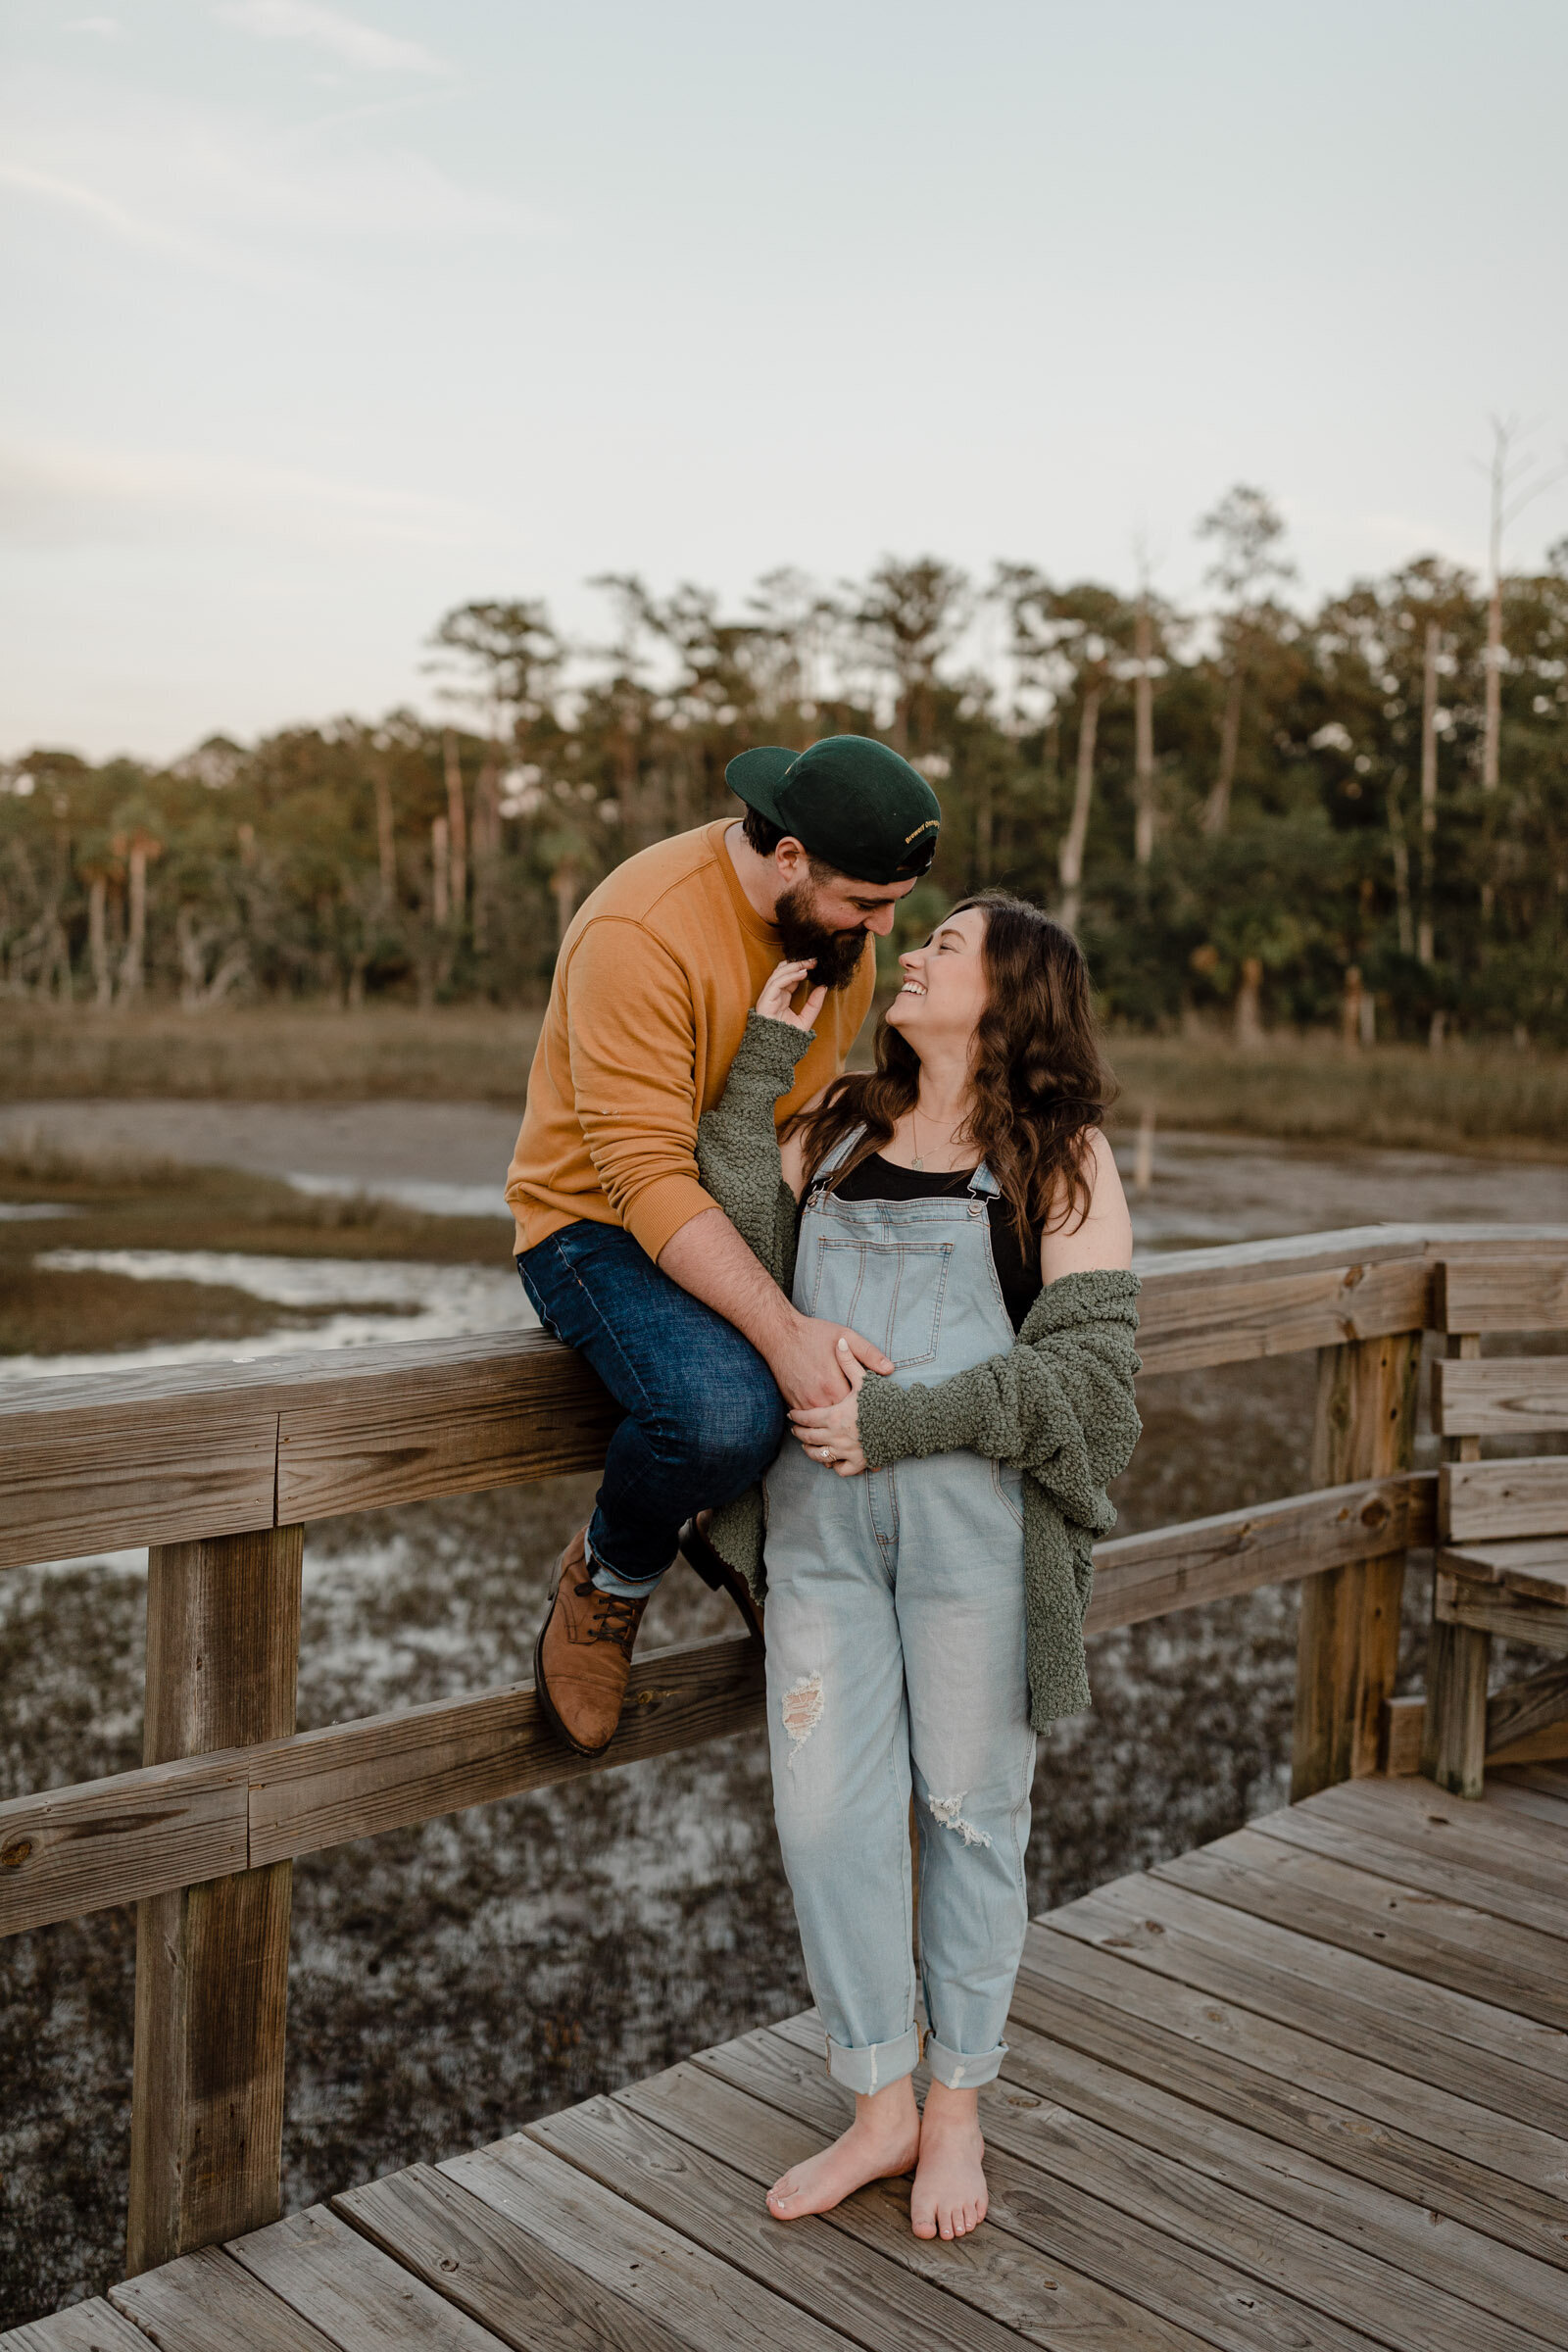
[991,2007,1568,2346]
[227,2204,513,2351]
[1045,1872,1568,2126]
[1019,1923,1568,2221]
[1494,1764,1568,1816]
[765,2013,1549,2352]
[1155,1828,1568,2028]
[1255,1793,1568,1941]
[110,2246,341,2349]
[1005,1950,1568,2279]
[1303,1770,1568,1879]
[692,2021,1394,2352]
[0,2302,150,2352]
[1488,1773,1568,1835]
[335,2163,685,2352]
[444,2133,858,2352]
[532,2082,1111,2352]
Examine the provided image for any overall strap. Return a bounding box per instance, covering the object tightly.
[805,1123,865,1203]
[966,1161,1000,1198]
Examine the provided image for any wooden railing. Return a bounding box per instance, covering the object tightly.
[3,1220,1565,2277]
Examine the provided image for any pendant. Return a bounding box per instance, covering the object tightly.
[910,1155,924,1169]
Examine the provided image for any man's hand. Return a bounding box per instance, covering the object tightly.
[789,1337,869,1474]
[767,1313,891,1411]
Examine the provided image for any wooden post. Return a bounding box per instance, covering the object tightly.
[1422,1332,1490,1798]
[126,1525,302,2276]
[1291,1333,1420,1800]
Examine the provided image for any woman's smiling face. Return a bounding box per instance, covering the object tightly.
[884,904,990,1053]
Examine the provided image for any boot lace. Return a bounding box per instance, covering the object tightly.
[574,1580,643,1660]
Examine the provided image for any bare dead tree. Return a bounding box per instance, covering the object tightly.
[1196,486,1296,835]
[1475,416,1566,794]
[1418,620,1440,964]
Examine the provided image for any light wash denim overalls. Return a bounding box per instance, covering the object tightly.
[763,1131,1037,2095]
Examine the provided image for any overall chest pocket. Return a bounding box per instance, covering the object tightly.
[808,1237,955,1368]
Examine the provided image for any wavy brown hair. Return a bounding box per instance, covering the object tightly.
[793,892,1116,1245]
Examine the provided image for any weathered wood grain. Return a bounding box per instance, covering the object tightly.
[581,2065,1213,2352]
[248,1633,765,1866]
[0,1750,249,1939]
[1379,1692,1425,1774]
[537,2087,1064,2352]
[1489,1659,1568,1762]
[1085,1473,1434,1634]
[1423,1618,1492,1797]
[334,2165,676,2352]
[1435,1573,1568,1656]
[1134,1255,1430,1376]
[126,1526,302,2278]
[1442,1455,1568,1543]
[1020,1914,1568,2214]
[1436,1537,1568,1601]
[449,2134,857,2352]
[1010,1933,1568,2277]
[1292,1332,1421,1799]
[0,1388,278,1573]
[1157,1827,1568,2029]
[111,2244,342,2350]
[1433,1356,1568,1437]
[1251,1798,1568,1942]
[702,2020,1389,2352]
[0,2301,151,2351]
[977,2019,1552,2352]
[1434,1257,1568,1335]
[275,1338,618,1522]
[229,2204,511,2352]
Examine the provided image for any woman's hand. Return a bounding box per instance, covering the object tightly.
[757,957,827,1033]
[788,1336,868,1475]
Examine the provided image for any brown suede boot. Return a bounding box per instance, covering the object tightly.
[533,1526,651,1756]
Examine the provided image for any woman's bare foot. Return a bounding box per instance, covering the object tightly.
[766,2077,920,2221]
[910,2080,988,2240]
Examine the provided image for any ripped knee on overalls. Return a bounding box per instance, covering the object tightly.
[780,1671,825,1766]
[928,1790,993,1848]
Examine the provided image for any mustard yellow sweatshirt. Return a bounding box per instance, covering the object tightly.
[506,820,875,1259]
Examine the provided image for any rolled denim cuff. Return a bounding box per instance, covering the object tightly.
[926,2036,1006,2090]
[825,2024,920,2095]
[585,1526,675,1598]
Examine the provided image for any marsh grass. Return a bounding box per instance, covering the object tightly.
[6,1002,1566,1154]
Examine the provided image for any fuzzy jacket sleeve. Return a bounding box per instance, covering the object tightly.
[856,1267,1143,1536]
[693,1009,810,1290]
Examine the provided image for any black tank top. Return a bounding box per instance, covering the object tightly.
[825,1152,1043,1333]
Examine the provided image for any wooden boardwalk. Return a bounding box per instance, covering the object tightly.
[16,1766,1568,2352]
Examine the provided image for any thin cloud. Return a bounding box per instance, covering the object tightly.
[215,1,449,75]
[0,161,200,258]
[66,16,124,34]
[0,437,489,552]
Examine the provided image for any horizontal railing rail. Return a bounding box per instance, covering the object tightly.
[4,1222,1564,1575]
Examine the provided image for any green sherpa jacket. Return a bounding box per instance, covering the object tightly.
[697,1012,1143,1726]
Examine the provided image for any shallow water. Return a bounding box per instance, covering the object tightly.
[1,1124,1561,2325]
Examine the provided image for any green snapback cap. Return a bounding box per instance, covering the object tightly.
[725,734,942,886]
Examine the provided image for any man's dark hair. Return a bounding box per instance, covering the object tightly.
[740,804,838,878]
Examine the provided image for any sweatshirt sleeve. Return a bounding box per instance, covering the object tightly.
[855,1268,1143,1535]
[694,1011,811,1282]
[563,916,719,1259]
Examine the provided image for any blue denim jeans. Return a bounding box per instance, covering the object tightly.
[517,1220,787,1588]
[763,1143,1035,2094]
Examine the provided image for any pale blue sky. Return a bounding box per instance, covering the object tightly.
[4,0,1565,760]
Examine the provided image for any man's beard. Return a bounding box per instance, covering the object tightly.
[775,883,870,990]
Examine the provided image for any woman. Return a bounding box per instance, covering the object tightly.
[698,892,1139,2245]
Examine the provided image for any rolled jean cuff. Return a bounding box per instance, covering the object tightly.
[926,2037,1006,2090]
[585,1526,674,1598]
[825,2025,920,2095]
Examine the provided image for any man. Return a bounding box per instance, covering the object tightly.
[507,733,942,1754]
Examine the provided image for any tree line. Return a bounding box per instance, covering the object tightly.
[3,485,1565,1044]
